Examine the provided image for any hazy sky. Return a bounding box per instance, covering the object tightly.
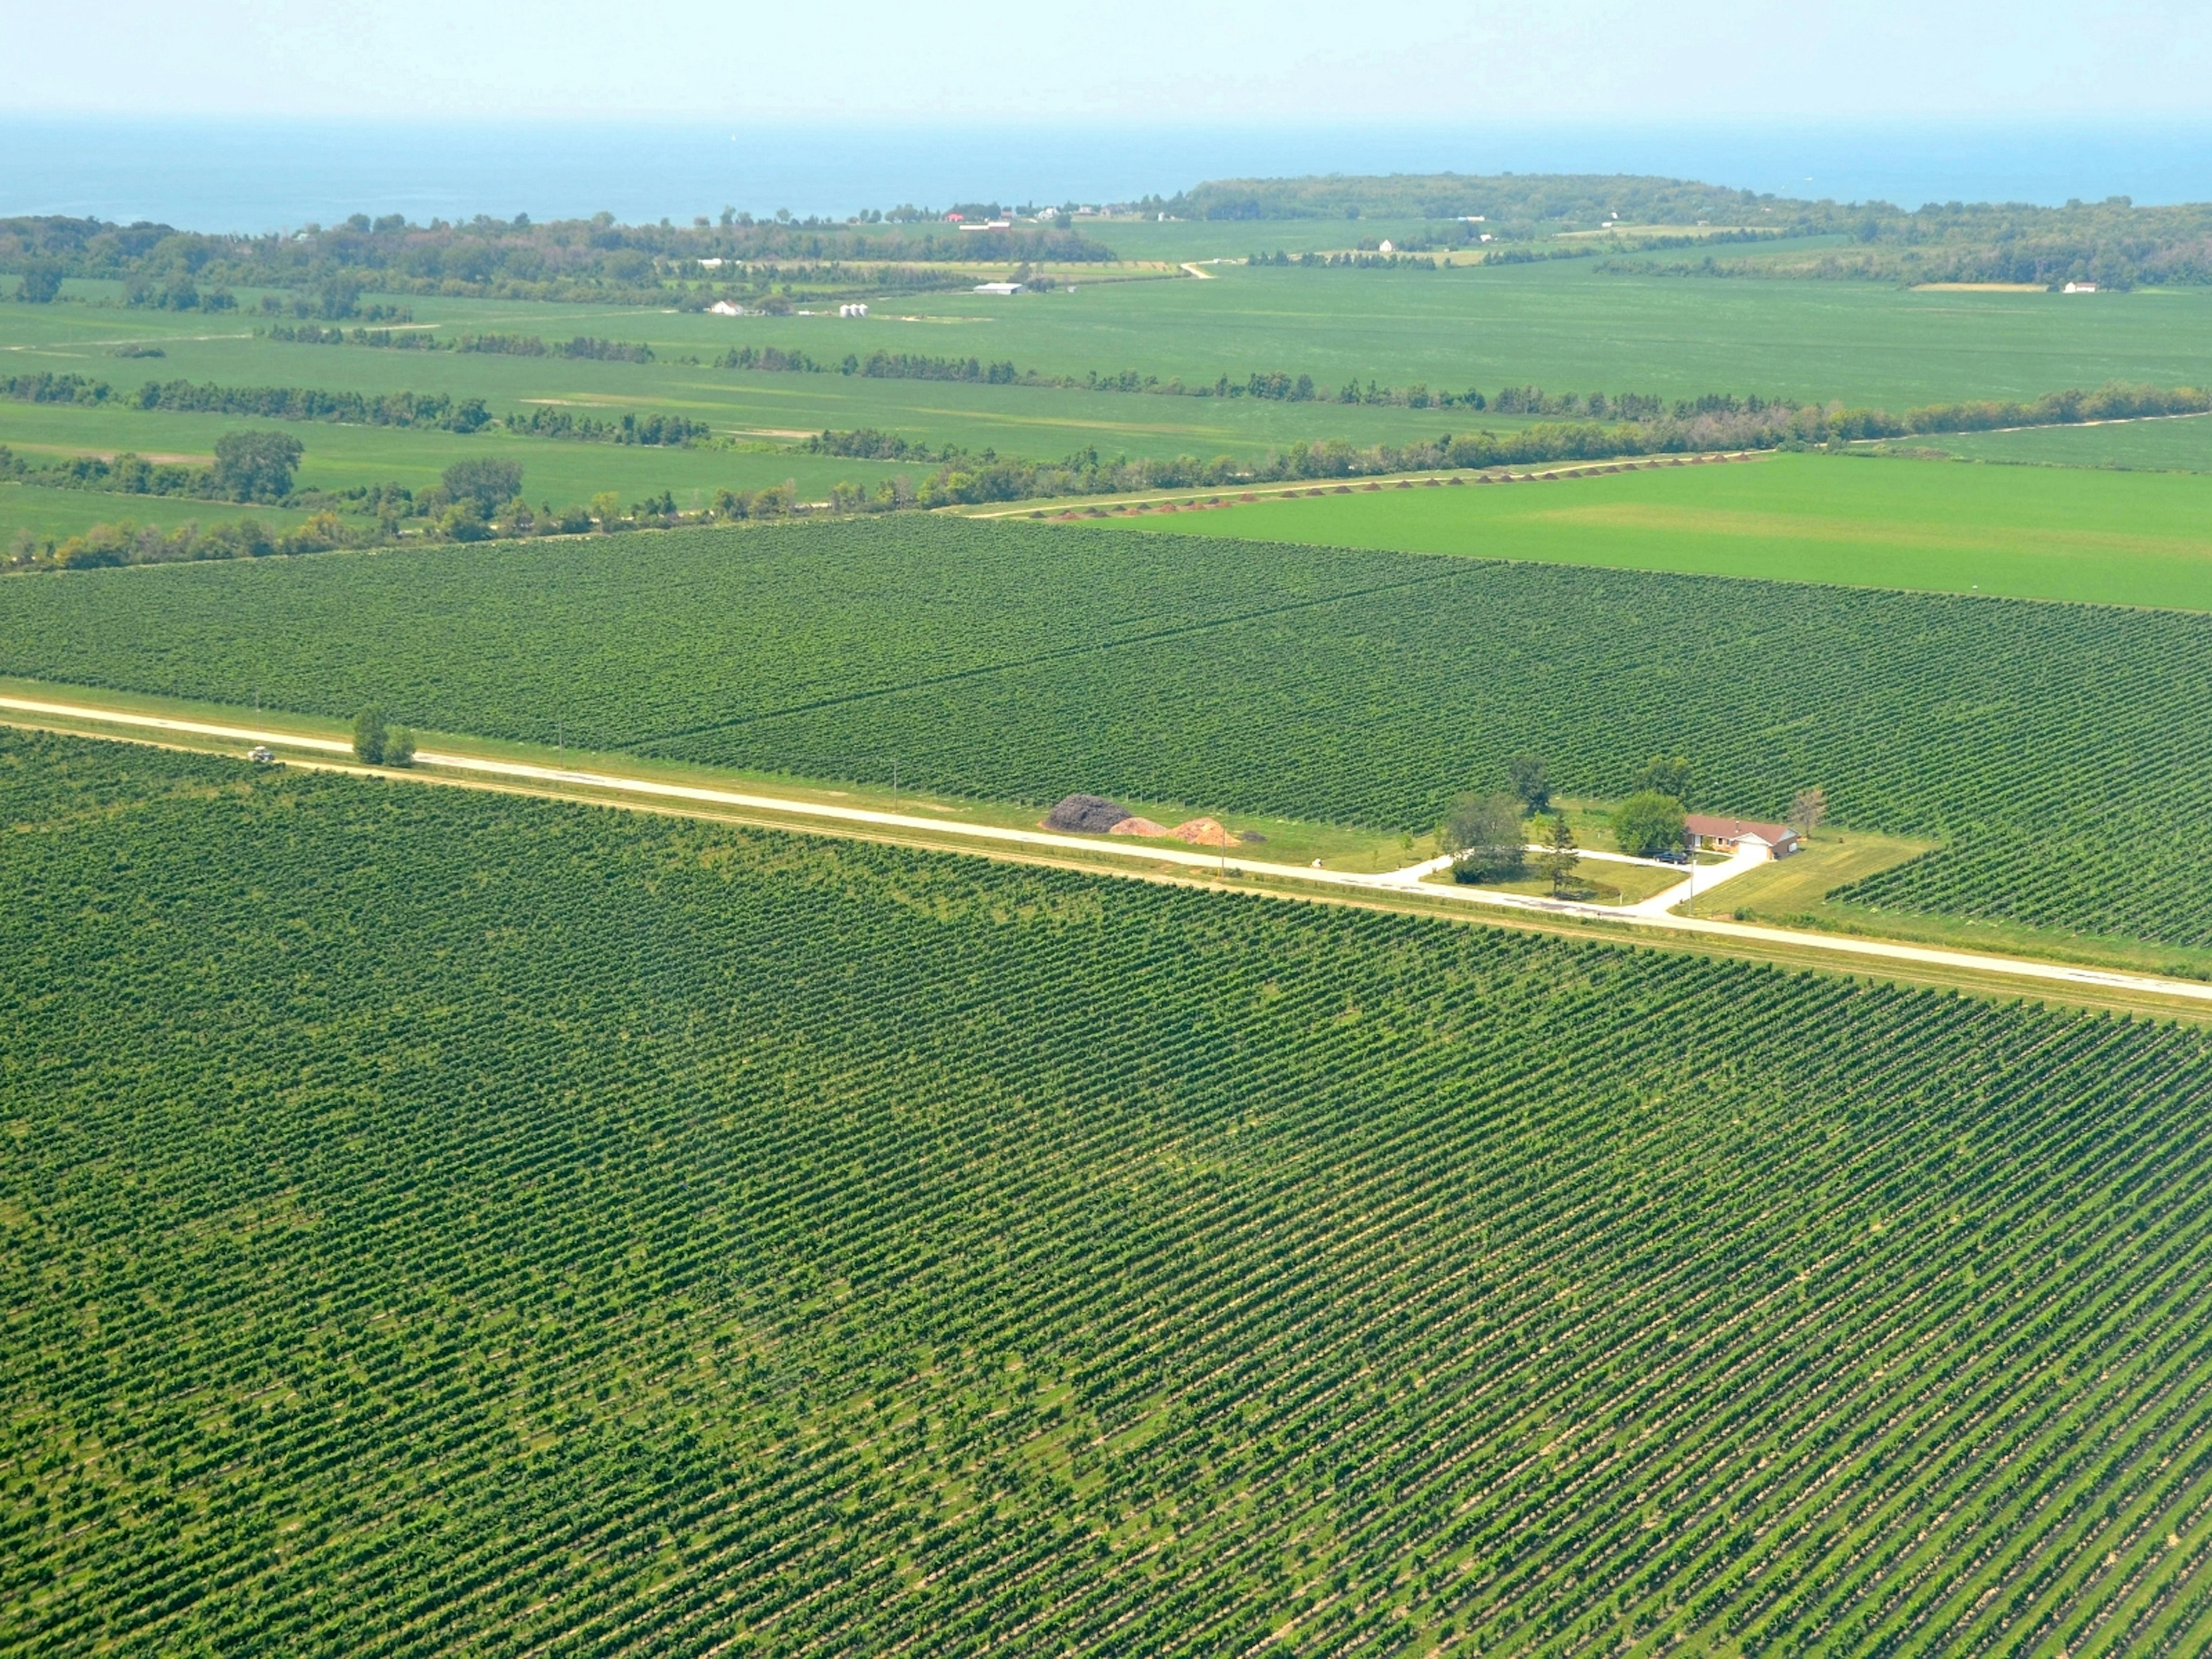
[7,0,2209,122]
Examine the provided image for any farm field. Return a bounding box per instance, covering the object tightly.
[13,728,2212,1656]
[0,396,907,511]
[10,256,2212,547]
[1865,413,2212,473]
[0,478,317,543]
[1093,451,2212,609]
[13,262,2212,443]
[6,515,2212,952]
[508,262,2212,410]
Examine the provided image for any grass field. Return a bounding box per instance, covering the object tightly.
[7,514,2212,952]
[0,478,318,544]
[1865,413,2212,472]
[1094,451,2212,609]
[14,728,2212,1656]
[0,396,907,510]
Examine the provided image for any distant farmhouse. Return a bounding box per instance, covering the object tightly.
[1685,814,1800,859]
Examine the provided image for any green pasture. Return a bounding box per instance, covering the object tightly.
[0,398,904,520]
[0,480,315,544]
[1094,451,2212,609]
[1865,412,2212,472]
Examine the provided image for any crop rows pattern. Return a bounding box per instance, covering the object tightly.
[3,517,2211,945]
[11,730,2212,1655]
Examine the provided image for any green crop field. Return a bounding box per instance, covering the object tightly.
[1866,414,2212,473]
[0,478,317,544]
[10,728,2212,1656]
[1094,451,2212,609]
[0,396,906,512]
[6,514,2212,952]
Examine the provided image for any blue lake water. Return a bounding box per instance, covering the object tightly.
[5,118,2209,232]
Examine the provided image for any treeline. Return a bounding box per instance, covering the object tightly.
[10,516,360,571]
[0,372,456,425]
[1249,232,1781,267]
[703,342,1769,417]
[3,446,216,501]
[130,379,496,431]
[1596,198,2212,290]
[844,379,2212,507]
[1834,381,2209,439]
[898,409,1809,507]
[1172,171,1794,228]
[266,324,657,361]
[1169,172,2212,289]
[801,429,961,462]
[505,408,709,445]
[0,211,1116,308]
[2,372,707,445]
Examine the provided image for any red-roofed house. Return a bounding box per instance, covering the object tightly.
[1685,814,1800,859]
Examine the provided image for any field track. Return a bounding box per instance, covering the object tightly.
[8,689,2211,1018]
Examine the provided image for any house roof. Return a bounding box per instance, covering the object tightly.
[1684,813,1797,843]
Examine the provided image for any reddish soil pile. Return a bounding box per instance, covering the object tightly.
[1109,817,1171,838]
[1170,818,1234,847]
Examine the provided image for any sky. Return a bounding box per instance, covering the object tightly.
[6,0,2210,122]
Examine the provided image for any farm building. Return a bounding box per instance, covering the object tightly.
[973,281,1022,295]
[1684,814,1800,859]
[707,300,745,316]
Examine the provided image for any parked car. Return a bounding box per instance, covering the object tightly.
[248,745,276,764]
[1654,849,1692,865]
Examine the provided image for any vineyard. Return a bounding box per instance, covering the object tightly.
[5,516,2212,946]
[9,729,2212,1654]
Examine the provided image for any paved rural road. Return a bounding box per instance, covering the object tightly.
[8,692,2212,1009]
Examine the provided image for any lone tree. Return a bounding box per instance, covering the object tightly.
[442,457,524,516]
[1789,786,1829,839]
[1535,813,1581,895]
[353,708,388,766]
[1612,790,1687,858]
[1508,752,1551,813]
[1633,753,1692,804]
[213,430,304,503]
[17,260,63,304]
[1442,790,1527,882]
